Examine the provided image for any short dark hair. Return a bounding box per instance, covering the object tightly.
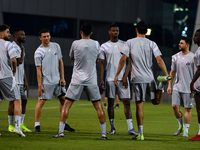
[136,21,148,34]
[39,28,50,36]
[0,24,10,32]
[196,29,200,33]
[109,24,118,30]
[80,23,93,36]
[181,37,192,46]
[13,28,23,37]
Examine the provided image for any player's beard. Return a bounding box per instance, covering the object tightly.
[4,36,10,41]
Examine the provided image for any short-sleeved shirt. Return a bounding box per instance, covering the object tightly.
[0,39,18,79]
[34,42,62,85]
[171,51,194,93]
[99,40,126,81]
[121,37,162,83]
[9,41,25,84]
[69,39,100,85]
[194,47,200,91]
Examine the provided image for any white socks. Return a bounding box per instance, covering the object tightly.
[15,116,21,129]
[35,122,40,127]
[126,119,133,130]
[138,125,143,135]
[21,114,25,124]
[59,122,65,133]
[100,122,106,134]
[8,115,14,125]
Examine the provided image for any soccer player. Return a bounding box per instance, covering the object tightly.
[0,24,25,137]
[34,28,74,132]
[167,37,194,137]
[190,29,200,141]
[99,24,137,135]
[53,23,107,139]
[114,21,171,140]
[7,29,32,133]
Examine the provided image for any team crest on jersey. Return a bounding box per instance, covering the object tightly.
[54,52,57,55]
[186,62,190,65]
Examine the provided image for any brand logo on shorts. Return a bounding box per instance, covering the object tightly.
[186,62,190,65]
[54,52,57,55]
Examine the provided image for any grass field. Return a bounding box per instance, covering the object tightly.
[0,98,199,150]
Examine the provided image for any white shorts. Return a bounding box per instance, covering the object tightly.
[18,84,27,100]
[106,81,130,99]
[132,81,157,102]
[65,83,101,101]
[0,77,20,101]
[39,84,66,100]
[172,90,194,108]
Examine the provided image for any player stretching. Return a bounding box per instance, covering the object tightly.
[34,28,74,132]
[190,29,200,141]
[53,23,107,139]
[114,21,171,140]
[100,24,137,135]
[167,37,194,137]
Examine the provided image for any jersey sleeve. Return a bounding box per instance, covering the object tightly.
[69,41,75,57]
[197,52,200,67]
[34,48,44,66]
[95,41,100,59]
[7,43,20,59]
[99,45,105,60]
[121,41,130,57]
[171,55,177,71]
[57,44,62,59]
[150,41,162,57]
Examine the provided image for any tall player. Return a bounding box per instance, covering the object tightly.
[99,24,137,135]
[114,21,171,140]
[7,29,32,133]
[34,28,74,132]
[167,37,194,137]
[0,24,25,137]
[190,29,200,141]
[53,23,107,139]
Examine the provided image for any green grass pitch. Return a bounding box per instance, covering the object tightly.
[0,98,199,150]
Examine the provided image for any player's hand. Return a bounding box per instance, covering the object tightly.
[101,81,106,90]
[38,85,45,97]
[122,77,128,89]
[24,82,29,91]
[190,82,195,92]
[167,87,172,95]
[114,76,118,87]
[60,78,66,86]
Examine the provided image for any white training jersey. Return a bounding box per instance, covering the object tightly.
[9,41,25,84]
[99,40,126,81]
[121,37,162,83]
[69,39,100,85]
[194,47,200,92]
[34,42,62,85]
[171,51,194,93]
[0,39,18,79]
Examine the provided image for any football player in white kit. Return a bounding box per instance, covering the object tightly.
[53,23,107,139]
[114,21,171,140]
[167,37,194,137]
[99,24,138,135]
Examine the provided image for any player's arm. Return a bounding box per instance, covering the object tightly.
[122,57,130,89]
[155,55,168,76]
[24,67,28,91]
[114,54,127,87]
[70,57,74,60]
[11,57,17,76]
[190,66,200,91]
[100,59,106,90]
[59,58,66,86]
[167,70,176,95]
[36,66,45,97]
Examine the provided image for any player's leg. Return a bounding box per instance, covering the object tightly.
[183,108,191,137]
[34,99,46,132]
[114,94,120,109]
[189,93,200,140]
[8,101,15,132]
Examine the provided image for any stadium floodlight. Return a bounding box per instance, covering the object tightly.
[146,28,152,36]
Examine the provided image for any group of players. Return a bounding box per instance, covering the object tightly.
[0,21,200,141]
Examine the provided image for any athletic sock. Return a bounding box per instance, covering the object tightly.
[100,122,106,134]
[184,124,190,133]
[35,122,40,127]
[109,119,115,130]
[198,124,200,135]
[58,122,65,133]
[138,125,143,135]
[177,118,183,127]
[15,116,21,130]
[126,119,133,130]
[21,114,25,124]
[8,115,14,125]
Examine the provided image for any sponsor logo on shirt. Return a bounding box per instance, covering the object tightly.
[54,52,57,55]
[186,62,190,65]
